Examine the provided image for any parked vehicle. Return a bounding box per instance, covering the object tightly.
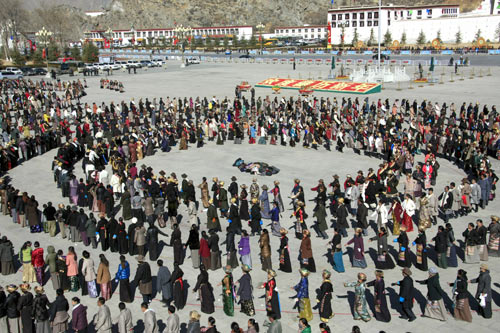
[20,67,36,76]
[187,57,200,64]
[32,68,48,76]
[5,67,23,75]
[0,71,23,79]
[239,54,253,59]
[372,54,390,61]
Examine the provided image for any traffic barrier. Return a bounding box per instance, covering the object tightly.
[315,59,323,65]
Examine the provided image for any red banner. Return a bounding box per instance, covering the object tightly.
[327,22,331,45]
[255,78,381,94]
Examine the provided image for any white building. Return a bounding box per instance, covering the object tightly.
[327,3,500,45]
[85,25,253,46]
[274,25,328,40]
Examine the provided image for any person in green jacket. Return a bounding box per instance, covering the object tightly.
[19,241,35,283]
[313,201,328,239]
[218,182,229,217]
[45,245,60,290]
[298,318,311,333]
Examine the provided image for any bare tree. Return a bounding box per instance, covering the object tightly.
[0,0,28,59]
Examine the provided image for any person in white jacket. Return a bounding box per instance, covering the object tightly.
[110,172,123,199]
[371,200,388,229]
[401,194,416,232]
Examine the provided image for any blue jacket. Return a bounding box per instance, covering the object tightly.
[294,277,309,299]
[115,262,130,280]
[270,207,280,222]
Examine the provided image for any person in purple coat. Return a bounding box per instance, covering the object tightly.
[346,228,367,268]
[238,230,252,268]
[71,297,88,333]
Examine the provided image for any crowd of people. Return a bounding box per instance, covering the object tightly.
[0,76,499,332]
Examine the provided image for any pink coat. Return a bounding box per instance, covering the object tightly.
[66,253,78,276]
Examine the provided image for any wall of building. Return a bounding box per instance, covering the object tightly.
[329,15,500,45]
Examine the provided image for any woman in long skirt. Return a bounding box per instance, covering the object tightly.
[449,269,472,322]
[346,228,367,268]
[237,265,255,316]
[369,227,395,270]
[330,230,345,273]
[97,254,112,300]
[115,256,132,303]
[413,227,428,271]
[367,270,391,322]
[390,200,403,236]
[259,229,272,271]
[396,225,412,268]
[299,230,316,272]
[462,223,480,264]
[66,247,79,292]
[344,273,371,322]
[221,266,235,316]
[260,270,281,319]
[278,229,292,273]
[239,185,250,221]
[446,223,458,267]
[171,263,186,310]
[33,286,51,333]
[417,267,447,321]
[487,216,500,257]
[293,268,313,322]
[317,270,334,323]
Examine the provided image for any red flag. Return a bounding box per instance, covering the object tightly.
[42,48,46,59]
[104,39,111,49]
[173,38,178,45]
[328,22,332,45]
[258,35,262,42]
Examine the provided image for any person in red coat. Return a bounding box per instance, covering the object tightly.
[31,241,45,285]
[199,231,211,270]
[71,297,88,333]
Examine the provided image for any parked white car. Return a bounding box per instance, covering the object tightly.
[0,71,23,79]
[5,67,23,75]
[187,57,200,64]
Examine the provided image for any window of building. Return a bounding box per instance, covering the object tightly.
[360,21,364,27]
[352,21,357,27]
[304,29,308,32]
[345,13,350,19]
[286,29,289,33]
[427,9,432,15]
[417,10,422,15]
[388,19,390,25]
[367,21,372,26]
[374,20,378,26]
[374,12,379,18]
[368,12,372,19]
[331,14,336,20]
[298,29,301,32]
[338,14,342,20]
[305,35,308,39]
[332,22,337,28]
[292,29,295,33]
[353,13,357,19]
[388,11,390,18]
[360,13,365,19]
[345,21,349,27]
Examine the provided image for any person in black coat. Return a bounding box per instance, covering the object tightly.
[228,198,242,234]
[6,285,21,332]
[192,265,215,314]
[392,267,416,321]
[367,270,391,322]
[18,284,34,333]
[335,198,349,237]
[170,224,184,265]
[132,257,153,304]
[146,221,169,261]
[208,230,221,271]
[249,198,262,236]
[356,199,369,235]
[225,228,239,269]
[432,226,448,268]
[395,226,411,268]
[128,217,138,256]
[115,218,129,254]
[96,216,109,251]
[185,225,201,269]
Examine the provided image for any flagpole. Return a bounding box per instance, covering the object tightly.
[377,0,381,72]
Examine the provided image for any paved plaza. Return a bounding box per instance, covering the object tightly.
[1,60,499,333]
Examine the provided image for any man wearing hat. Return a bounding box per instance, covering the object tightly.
[132,255,153,304]
[392,267,416,322]
[228,176,238,204]
[470,263,492,319]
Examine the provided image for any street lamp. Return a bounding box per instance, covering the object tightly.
[35,27,53,73]
[256,22,265,54]
[173,24,193,67]
[105,28,113,50]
